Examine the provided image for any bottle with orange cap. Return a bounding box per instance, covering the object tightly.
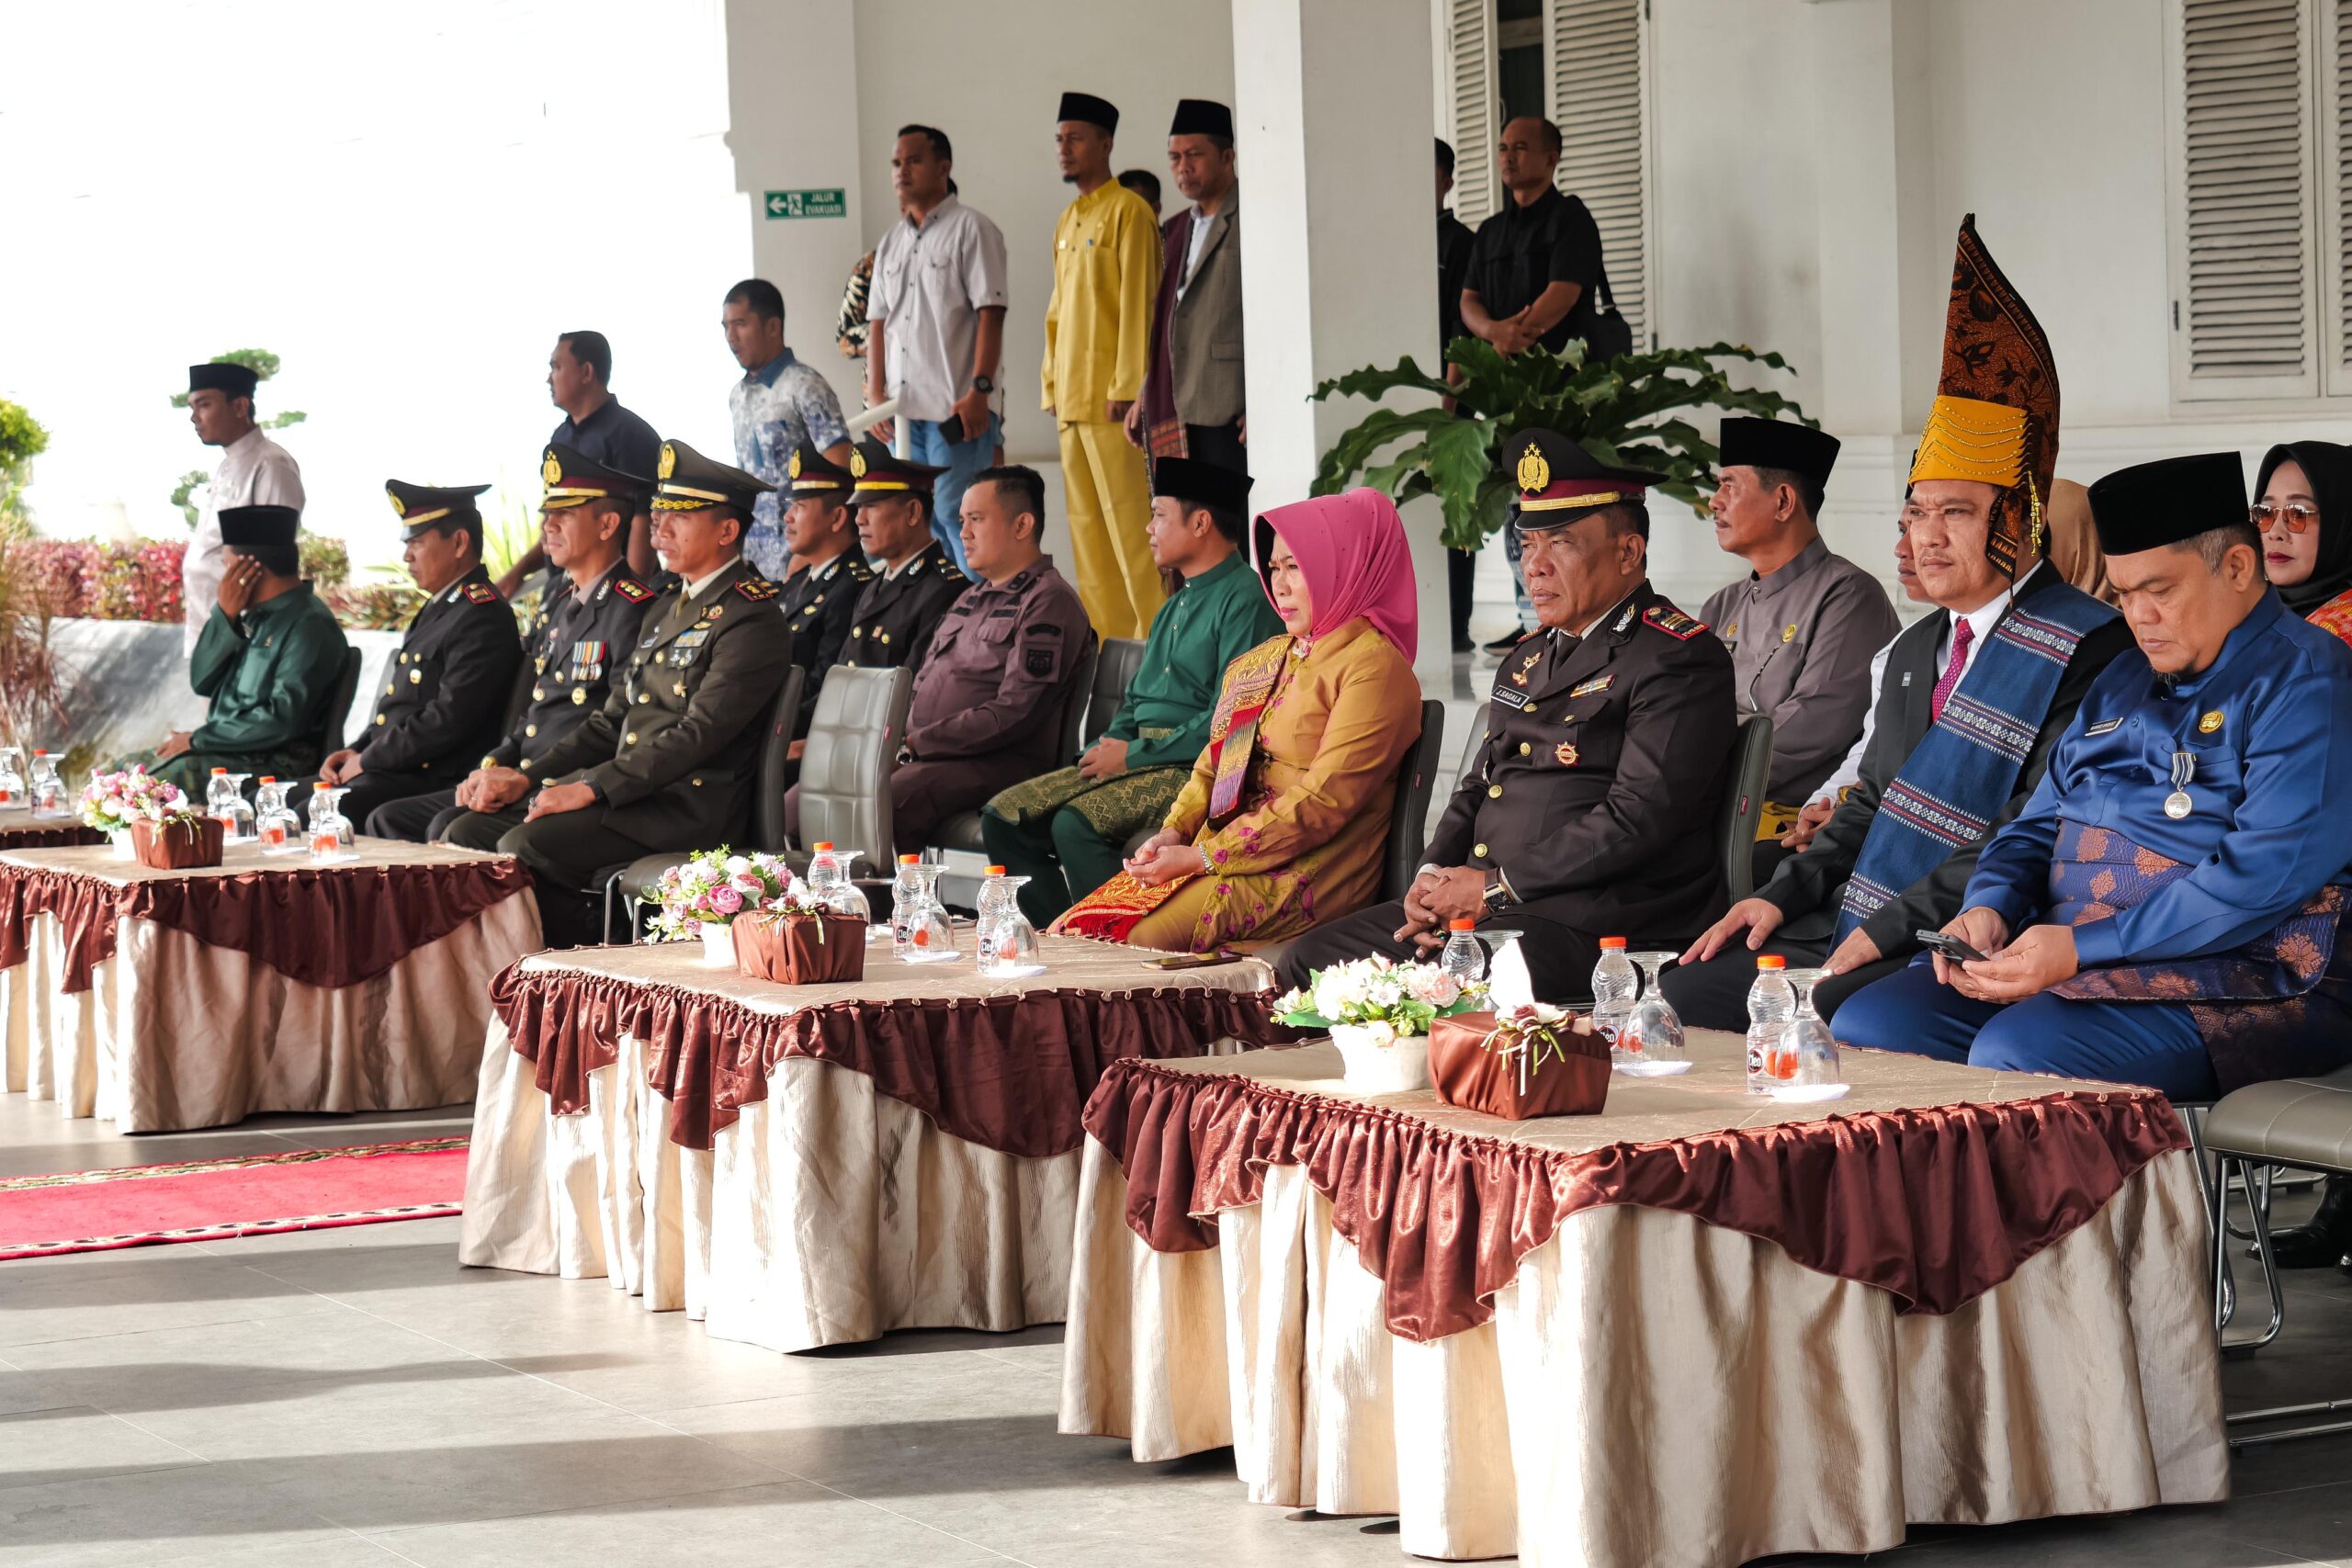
[888,852,925,957]
[1440,917,1485,987]
[1747,953,1793,1093]
[1590,936,1636,1048]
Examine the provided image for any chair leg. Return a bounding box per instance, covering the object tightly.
[2215,1154,2287,1355]
[602,869,625,946]
[2183,1105,2233,1325]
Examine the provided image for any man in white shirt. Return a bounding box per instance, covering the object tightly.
[865,123,1009,580]
[181,362,304,656]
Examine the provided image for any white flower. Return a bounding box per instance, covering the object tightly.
[723,854,753,877]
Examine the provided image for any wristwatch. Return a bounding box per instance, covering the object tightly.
[1481,876,1511,917]
[971,374,996,394]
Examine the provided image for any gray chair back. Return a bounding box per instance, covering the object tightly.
[1083,637,1147,746]
[1720,712,1775,902]
[317,648,363,758]
[750,666,808,852]
[1380,700,1448,903]
[1058,638,1102,761]
[797,664,915,862]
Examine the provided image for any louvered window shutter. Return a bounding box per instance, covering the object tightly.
[2175,0,2319,400]
[1548,0,1651,350]
[1450,0,1499,228]
[2321,0,2352,388]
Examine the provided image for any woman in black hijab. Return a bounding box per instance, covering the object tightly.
[2254,441,2352,636]
[2249,441,2352,1272]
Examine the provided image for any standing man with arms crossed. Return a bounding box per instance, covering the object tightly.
[866,123,1008,579]
[1043,90,1164,640]
[1130,98,1245,475]
[180,361,304,657]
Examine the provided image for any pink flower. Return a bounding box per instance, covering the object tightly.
[1407,968,1463,1009]
[709,884,744,915]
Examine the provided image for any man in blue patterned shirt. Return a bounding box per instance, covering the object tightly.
[722,277,853,580]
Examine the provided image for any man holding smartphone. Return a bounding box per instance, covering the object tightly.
[866,123,1008,580]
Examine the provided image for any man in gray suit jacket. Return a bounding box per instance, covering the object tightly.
[1128,98,1245,473]
[1661,502,2132,1029]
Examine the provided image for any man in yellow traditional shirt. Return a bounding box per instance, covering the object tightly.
[1043,89,1164,639]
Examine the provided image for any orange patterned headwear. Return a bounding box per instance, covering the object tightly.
[1909,214,2058,576]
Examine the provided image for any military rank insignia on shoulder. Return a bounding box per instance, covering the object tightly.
[614,577,654,604]
[1642,605,1708,641]
[735,578,781,603]
[463,582,502,605]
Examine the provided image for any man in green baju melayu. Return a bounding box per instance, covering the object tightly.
[115,504,349,795]
[983,457,1282,924]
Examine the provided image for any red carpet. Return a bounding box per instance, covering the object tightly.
[0,1136,468,1260]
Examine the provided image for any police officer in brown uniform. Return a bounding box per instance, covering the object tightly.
[322,480,524,829]
[775,442,874,739]
[1277,430,1736,1002]
[496,439,796,944]
[788,463,1093,852]
[370,444,657,843]
[838,438,964,674]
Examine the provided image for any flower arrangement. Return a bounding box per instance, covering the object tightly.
[1273,954,1487,1045]
[641,847,793,941]
[76,766,187,835]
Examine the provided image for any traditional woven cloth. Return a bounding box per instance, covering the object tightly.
[983,754,1187,840]
[1835,591,2117,942]
[1204,636,1293,822]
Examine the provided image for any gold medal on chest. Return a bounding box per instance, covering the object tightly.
[1555,742,1578,767]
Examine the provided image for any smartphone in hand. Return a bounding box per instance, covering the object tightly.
[1914,929,1991,964]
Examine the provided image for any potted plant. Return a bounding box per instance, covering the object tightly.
[732,878,867,986]
[1273,955,1487,1094]
[642,847,793,965]
[1429,1003,1611,1121]
[77,767,187,859]
[129,804,225,871]
[1311,337,1815,550]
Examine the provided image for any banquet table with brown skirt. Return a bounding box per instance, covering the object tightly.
[1060,1034,2228,1566]
[458,934,1283,1352]
[1088,620,1422,953]
[0,839,541,1131]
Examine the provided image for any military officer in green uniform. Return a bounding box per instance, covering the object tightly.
[1278,430,1737,1002]
[368,443,654,842]
[776,441,874,744]
[493,439,796,945]
[839,438,963,673]
[980,457,1283,923]
[320,480,523,828]
[114,504,349,795]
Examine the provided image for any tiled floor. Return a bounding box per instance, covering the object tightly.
[2,1090,2347,1567]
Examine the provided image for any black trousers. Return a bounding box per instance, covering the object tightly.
[1185,421,1248,476]
[1447,547,1476,648]
[1655,930,1904,1032]
[364,786,460,843]
[1277,902,1608,1005]
[338,770,458,835]
[495,806,650,948]
[434,801,530,850]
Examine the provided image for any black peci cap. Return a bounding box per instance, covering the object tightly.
[1718,417,1841,490]
[218,504,300,549]
[1169,98,1232,141]
[188,362,259,400]
[1149,457,1252,516]
[1057,91,1119,132]
[2087,453,2249,558]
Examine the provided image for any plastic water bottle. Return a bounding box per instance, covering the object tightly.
[1590,937,1637,1046]
[1746,954,1793,1094]
[1441,919,1486,987]
[888,853,924,957]
[806,841,842,894]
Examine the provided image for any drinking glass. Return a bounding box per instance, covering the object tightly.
[308,785,356,863]
[0,746,24,807]
[1617,950,1690,1073]
[1777,968,1844,1095]
[28,753,65,817]
[254,780,300,852]
[978,874,1039,976]
[822,849,871,921]
[900,863,959,963]
[218,773,256,843]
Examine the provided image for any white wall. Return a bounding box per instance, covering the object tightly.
[0,0,748,570]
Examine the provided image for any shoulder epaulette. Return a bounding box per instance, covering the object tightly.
[1642,604,1708,641]
[463,582,501,605]
[613,577,653,604]
[735,577,781,602]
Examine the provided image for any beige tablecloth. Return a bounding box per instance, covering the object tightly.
[1060,1039,2229,1565]
[0,840,541,1131]
[460,939,1274,1352]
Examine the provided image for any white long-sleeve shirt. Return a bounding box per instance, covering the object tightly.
[184,427,305,654]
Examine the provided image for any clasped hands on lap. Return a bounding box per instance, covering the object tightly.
[1396,866,1486,954]
[1125,829,1208,887]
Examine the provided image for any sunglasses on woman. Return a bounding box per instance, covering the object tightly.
[2251,502,2320,533]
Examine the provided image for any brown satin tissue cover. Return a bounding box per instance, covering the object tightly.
[130,817,224,871]
[734,913,868,985]
[1429,1010,1609,1120]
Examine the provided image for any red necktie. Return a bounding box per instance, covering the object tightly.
[1930,618,1974,723]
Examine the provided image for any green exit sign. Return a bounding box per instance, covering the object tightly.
[764,188,845,220]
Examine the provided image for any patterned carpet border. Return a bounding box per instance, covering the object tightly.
[0,1135,468,1192]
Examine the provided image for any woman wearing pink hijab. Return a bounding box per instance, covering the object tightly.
[1056,488,1424,950]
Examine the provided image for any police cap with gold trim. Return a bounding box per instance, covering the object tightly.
[842,437,946,508]
[384,479,492,540]
[539,441,649,513]
[786,442,855,497]
[650,438,773,515]
[1504,428,1664,538]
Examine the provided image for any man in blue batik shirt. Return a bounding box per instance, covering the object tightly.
[721,277,853,580]
[1838,451,2352,1100]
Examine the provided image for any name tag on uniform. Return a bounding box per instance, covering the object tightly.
[1490,687,1532,711]
[2085,717,2123,736]
[1567,674,1614,698]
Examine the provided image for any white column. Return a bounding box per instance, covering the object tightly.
[1234,0,1449,683]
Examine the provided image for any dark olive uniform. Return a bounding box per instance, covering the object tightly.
[341,484,524,829]
[1279,431,1736,1003]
